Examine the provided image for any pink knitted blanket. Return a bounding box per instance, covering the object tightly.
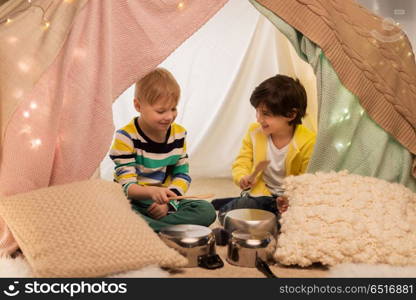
[0,0,227,256]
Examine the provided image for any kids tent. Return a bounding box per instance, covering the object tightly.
[0,0,414,266]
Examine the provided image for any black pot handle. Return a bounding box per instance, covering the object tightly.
[255,256,278,278]
[198,254,224,270]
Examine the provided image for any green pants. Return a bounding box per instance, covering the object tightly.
[131,199,217,232]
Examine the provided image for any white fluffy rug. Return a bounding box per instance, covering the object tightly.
[3,256,416,278]
[276,171,416,267]
[329,263,416,277]
[0,256,169,278]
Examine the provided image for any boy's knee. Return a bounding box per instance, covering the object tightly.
[193,200,217,226]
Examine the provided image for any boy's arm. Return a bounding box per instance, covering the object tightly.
[299,136,316,173]
[110,131,176,203]
[232,127,254,187]
[109,130,138,195]
[169,133,191,196]
[127,184,176,204]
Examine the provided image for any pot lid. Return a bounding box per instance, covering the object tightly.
[159,224,212,238]
[225,208,275,221]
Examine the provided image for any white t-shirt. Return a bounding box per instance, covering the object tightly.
[262,136,289,196]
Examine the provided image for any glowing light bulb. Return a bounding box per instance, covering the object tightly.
[177,1,185,10]
[23,111,30,118]
[335,142,345,152]
[31,139,42,149]
[30,102,38,109]
[43,21,50,30]
[18,61,31,73]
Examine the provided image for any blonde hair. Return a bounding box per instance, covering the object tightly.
[134,68,180,105]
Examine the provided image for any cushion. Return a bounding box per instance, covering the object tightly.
[275,171,416,267]
[0,179,187,277]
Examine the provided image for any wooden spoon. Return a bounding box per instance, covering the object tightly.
[168,193,216,200]
[247,160,270,182]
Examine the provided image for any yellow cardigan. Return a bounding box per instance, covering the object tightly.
[232,123,316,196]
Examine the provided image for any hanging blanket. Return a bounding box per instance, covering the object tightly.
[252,0,416,177]
[0,0,227,256]
[250,0,416,192]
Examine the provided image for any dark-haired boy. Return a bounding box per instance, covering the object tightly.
[216,74,316,223]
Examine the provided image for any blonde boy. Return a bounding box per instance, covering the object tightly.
[109,68,216,231]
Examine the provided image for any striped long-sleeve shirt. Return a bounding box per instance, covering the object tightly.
[109,117,191,198]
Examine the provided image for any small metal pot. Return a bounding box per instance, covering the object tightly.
[159,224,223,269]
[223,208,277,236]
[227,231,278,278]
[226,231,276,267]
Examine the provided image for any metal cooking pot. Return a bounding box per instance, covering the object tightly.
[227,231,278,278]
[223,208,277,236]
[227,231,276,267]
[159,224,223,269]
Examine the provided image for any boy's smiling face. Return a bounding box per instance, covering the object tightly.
[256,103,295,136]
[135,97,178,133]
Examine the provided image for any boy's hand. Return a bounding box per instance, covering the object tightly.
[239,175,254,190]
[276,196,288,213]
[148,186,177,204]
[147,203,169,220]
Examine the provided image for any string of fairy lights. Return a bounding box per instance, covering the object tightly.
[0,0,184,150]
[0,0,53,29]
[0,0,186,29]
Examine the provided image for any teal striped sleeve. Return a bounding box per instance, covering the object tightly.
[169,138,191,195]
[109,130,138,194]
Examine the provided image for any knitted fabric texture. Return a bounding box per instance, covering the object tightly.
[0,179,187,277]
[250,1,415,192]
[255,0,416,175]
[276,171,416,267]
[0,0,88,144]
[0,0,227,256]
[0,0,88,256]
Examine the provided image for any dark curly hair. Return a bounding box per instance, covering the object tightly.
[250,74,307,126]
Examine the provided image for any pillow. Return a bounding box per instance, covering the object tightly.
[275,171,416,267]
[0,179,187,277]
